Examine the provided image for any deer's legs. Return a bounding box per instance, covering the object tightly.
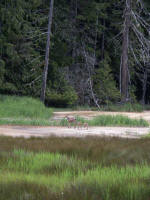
[83,123,88,130]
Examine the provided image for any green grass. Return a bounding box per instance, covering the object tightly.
[0,118,51,126]
[0,95,53,125]
[1,136,150,200]
[59,115,149,127]
[1,150,150,199]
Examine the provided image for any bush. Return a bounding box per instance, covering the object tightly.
[93,60,120,104]
[46,89,78,107]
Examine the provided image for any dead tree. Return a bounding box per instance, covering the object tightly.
[120,0,150,103]
[40,0,54,103]
[130,0,150,104]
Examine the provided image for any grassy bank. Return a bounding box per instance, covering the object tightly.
[0,95,53,123]
[0,136,150,200]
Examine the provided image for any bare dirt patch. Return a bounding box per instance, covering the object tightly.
[53,111,150,121]
[0,125,149,139]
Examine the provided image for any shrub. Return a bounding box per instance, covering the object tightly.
[93,60,120,104]
[46,89,78,107]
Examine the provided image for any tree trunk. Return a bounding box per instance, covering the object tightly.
[141,69,148,105]
[40,0,54,103]
[120,0,131,102]
[101,19,105,60]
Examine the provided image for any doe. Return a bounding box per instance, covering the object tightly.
[65,116,77,128]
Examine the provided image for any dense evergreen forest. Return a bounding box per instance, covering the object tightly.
[0,0,150,107]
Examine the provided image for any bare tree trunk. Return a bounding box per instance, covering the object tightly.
[70,0,77,58]
[40,0,54,103]
[101,19,105,60]
[141,69,148,105]
[120,0,131,102]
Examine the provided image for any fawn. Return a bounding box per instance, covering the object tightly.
[77,121,82,129]
[76,122,88,130]
[83,122,88,130]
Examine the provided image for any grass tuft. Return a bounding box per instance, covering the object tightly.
[0,95,53,125]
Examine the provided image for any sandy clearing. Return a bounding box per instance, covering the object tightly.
[0,125,149,139]
[0,111,150,139]
[53,111,150,121]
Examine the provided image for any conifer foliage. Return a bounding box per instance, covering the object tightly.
[0,0,150,106]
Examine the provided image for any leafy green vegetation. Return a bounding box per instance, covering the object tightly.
[0,0,150,106]
[0,95,53,119]
[0,136,150,200]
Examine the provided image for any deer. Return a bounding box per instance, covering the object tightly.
[65,116,77,128]
[65,116,89,130]
[83,122,88,130]
[76,121,82,130]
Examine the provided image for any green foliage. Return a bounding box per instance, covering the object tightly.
[93,60,120,104]
[0,59,5,84]
[0,95,53,119]
[0,0,150,106]
[46,87,78,107]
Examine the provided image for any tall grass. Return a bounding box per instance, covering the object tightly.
[88,115,149,127]
[0,95,53,120]
[1,136,150,199]
[0,148,150,200]
[59,115,149,127]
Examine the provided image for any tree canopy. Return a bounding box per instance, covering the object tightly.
[0,0,150,107]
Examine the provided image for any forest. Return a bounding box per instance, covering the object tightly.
[0,0,150,107]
